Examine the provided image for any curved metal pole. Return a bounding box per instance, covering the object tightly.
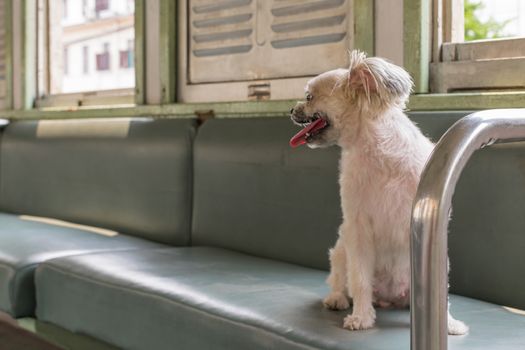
[410,109,525,350]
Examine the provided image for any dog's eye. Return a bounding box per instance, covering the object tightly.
[306,93,313,102]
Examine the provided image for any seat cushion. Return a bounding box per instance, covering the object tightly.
[0,117,196,245]
[0,213,163,317]
[35,247,525,350]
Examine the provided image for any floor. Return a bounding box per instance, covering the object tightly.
[0,311,63,350]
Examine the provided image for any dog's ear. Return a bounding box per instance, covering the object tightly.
[346,50,413,106]
[347,50,378,96]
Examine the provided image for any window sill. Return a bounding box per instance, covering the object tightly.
[407,91,525,111]
[0,100,296,120]
[35,88,135,109]
[2,92,525,120]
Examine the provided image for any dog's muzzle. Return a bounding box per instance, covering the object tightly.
[289,112,329,147]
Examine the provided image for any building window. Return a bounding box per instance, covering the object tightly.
[96,0,110,13]
[127,0,134,12]
[62,0,68,19]
[96,43,111,71]
[39,0,134,96]
[82,0,88,18]
[119,39,134,68]
[430,0,525,93]
[63,47,69,75]
[82,46,89,74]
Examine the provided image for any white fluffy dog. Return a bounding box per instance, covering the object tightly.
[289,51,468,335]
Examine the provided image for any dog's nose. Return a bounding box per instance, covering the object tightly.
[290,108,295,114]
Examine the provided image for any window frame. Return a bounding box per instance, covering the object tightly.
[429,0,525,93]
[2,0,522,116]
[34,0,136,108]
[3,0,376,113]
[177,0,375,103]
[0,0,13,110]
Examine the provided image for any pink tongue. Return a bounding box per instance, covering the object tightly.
[289,118,328,148]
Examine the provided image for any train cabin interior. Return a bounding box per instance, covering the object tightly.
[0,0,524,349]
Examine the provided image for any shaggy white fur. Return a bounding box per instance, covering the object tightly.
[290,51,468,334]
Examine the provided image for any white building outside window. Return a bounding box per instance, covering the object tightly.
[58,0,134,93]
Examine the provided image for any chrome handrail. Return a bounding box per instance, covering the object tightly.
[410,109,525,350]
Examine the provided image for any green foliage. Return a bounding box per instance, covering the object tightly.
[464,0,512,41]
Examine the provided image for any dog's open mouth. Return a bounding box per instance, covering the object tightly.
[290,114,329,148]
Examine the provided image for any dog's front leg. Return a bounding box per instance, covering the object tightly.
[323,231,350,310]
[342,218,376,330]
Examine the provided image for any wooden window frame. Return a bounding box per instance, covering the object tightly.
[33,0,135,108]
[2,0,525,116]
[3,0,375,113]
[430,0,525,93]
[177,0,375,103]
[0,0,13,110]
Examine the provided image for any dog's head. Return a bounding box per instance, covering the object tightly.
[290,50,413,148]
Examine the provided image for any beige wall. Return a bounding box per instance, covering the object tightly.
[375,0,404,66]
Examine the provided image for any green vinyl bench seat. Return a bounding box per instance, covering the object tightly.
[2,112,525,350]
[0,212,162,317]
[0,117,196,318]
[35,247,525,350]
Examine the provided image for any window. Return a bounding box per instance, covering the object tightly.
[63,47,68,75]
[179,0,355,102]
[38,0,134,105]
[430,0,525,93]
[96,43,111,71]
[96,0,110,14]
[188,0,350,84]
[464,0,525,41]
[82,0,88,17]
[82,46,89,74]
[62,0,67,19]
[120,39,134,68]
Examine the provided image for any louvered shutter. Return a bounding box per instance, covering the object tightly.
[189,0,351,84]
[0,0,6,108]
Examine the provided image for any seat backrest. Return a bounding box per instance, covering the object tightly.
[192,117,341,270]
[0,117,196,246]
[191,113,465,270]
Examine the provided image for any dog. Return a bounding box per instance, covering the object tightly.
[289,50,468,335]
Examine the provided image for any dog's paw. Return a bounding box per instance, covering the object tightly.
[323,292,350,310]
[343,312,375,330]
[448,317,469,335]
